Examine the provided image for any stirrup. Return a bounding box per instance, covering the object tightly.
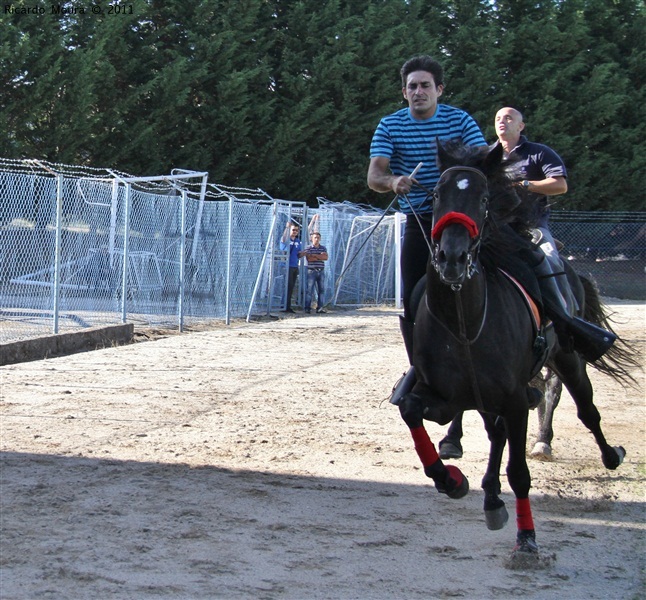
[389,367,416,405]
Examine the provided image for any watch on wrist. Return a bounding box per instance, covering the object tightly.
[522,180,531,189]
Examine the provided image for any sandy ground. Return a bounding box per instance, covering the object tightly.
[0,301,644,600]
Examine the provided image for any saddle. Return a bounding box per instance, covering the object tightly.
[500,269,550,380]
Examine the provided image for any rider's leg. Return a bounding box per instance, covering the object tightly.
[534,253,615,362]
[389,315,416,405]
[537,227,577,312]
[389,217,430,405]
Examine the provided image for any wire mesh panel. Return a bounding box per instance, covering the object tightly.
[1,157,644,346]
[54,177,126,330]
[550,211,646,300]
[334,214,399,305]
[0,172,59,340]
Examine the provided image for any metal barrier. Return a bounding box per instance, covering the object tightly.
[0,158,644,344]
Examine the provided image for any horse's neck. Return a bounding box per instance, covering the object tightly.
[426,268,486,338]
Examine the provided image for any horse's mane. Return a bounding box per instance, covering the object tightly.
[435,139,545,299]
[437,140,536,234]
[436,139,539,259]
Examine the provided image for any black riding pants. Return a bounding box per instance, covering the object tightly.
[401,215,433,322]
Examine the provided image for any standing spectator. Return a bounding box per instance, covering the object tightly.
[301,230,328,314]
[280,221,302,313]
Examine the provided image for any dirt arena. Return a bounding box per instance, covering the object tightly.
[1,301,644,599]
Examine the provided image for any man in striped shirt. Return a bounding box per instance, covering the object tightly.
[367,54,486,367]
[301,231,328,314]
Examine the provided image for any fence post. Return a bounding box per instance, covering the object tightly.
[178,189,187,332]
[225,195,234,325]
[395,212,403,309]
[52,174,64,334]
[120,183,132,324]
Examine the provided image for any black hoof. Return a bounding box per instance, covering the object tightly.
[602,445,626,470]
[485,505,509,531]
[439,439,463,459]
[436,465,469,499]
[506,529,552,570]
[514,529,538,554]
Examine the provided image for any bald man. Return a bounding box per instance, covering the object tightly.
[494,107,568,260]
[492,107,614,361]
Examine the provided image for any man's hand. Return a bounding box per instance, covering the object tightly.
[391,175,415,196]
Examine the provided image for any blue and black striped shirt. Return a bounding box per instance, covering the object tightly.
[370,105,486,214]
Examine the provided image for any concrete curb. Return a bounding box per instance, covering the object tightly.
[0,324,135,366]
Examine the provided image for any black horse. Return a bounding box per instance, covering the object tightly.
[438,368,565,462]
[437,270,637,463]
[439,367,564,461]
[398,140,633,559]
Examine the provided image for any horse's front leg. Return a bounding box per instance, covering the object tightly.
[399,390,469,499]
[504,406,539,556]
[480,414,509,530]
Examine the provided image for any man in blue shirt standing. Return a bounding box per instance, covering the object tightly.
[280,221,302,313]
[367,55,487,383]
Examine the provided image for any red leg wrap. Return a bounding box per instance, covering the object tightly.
[516,497,535,531]
[410,426,440,467]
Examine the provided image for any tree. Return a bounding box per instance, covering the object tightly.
[1,0,643,210]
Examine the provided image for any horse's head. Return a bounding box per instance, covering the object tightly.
[430,141,505,286]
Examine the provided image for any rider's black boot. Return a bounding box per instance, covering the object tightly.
[389,316,416,405]
[534,257,616,362]
[554,316,617,363]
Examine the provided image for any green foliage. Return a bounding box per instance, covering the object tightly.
[1,0,643,210]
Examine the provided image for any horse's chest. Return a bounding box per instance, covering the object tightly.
[416,328,513,399]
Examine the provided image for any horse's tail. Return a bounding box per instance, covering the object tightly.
[581,275,641,387]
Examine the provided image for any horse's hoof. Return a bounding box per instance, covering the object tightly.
[504,530,555,570]
[603,446,626,470]
[439,440,463,460]
[514,529,539,554]
[485,505,509,531]
[436,465,469,499]
[530,442,553,461]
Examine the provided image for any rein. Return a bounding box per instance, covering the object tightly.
[425,266,488,414]
[424,165,491,413]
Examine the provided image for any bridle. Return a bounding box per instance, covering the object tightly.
[405,165,492,411]
[429,166,490,287]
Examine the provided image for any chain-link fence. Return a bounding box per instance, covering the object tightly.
[0,158,644,344]
[549,211,645,301]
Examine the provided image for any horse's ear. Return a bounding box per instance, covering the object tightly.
[436,137,450,170]
[481,142,504,175]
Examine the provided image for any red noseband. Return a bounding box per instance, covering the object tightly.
[431,211,479,242]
